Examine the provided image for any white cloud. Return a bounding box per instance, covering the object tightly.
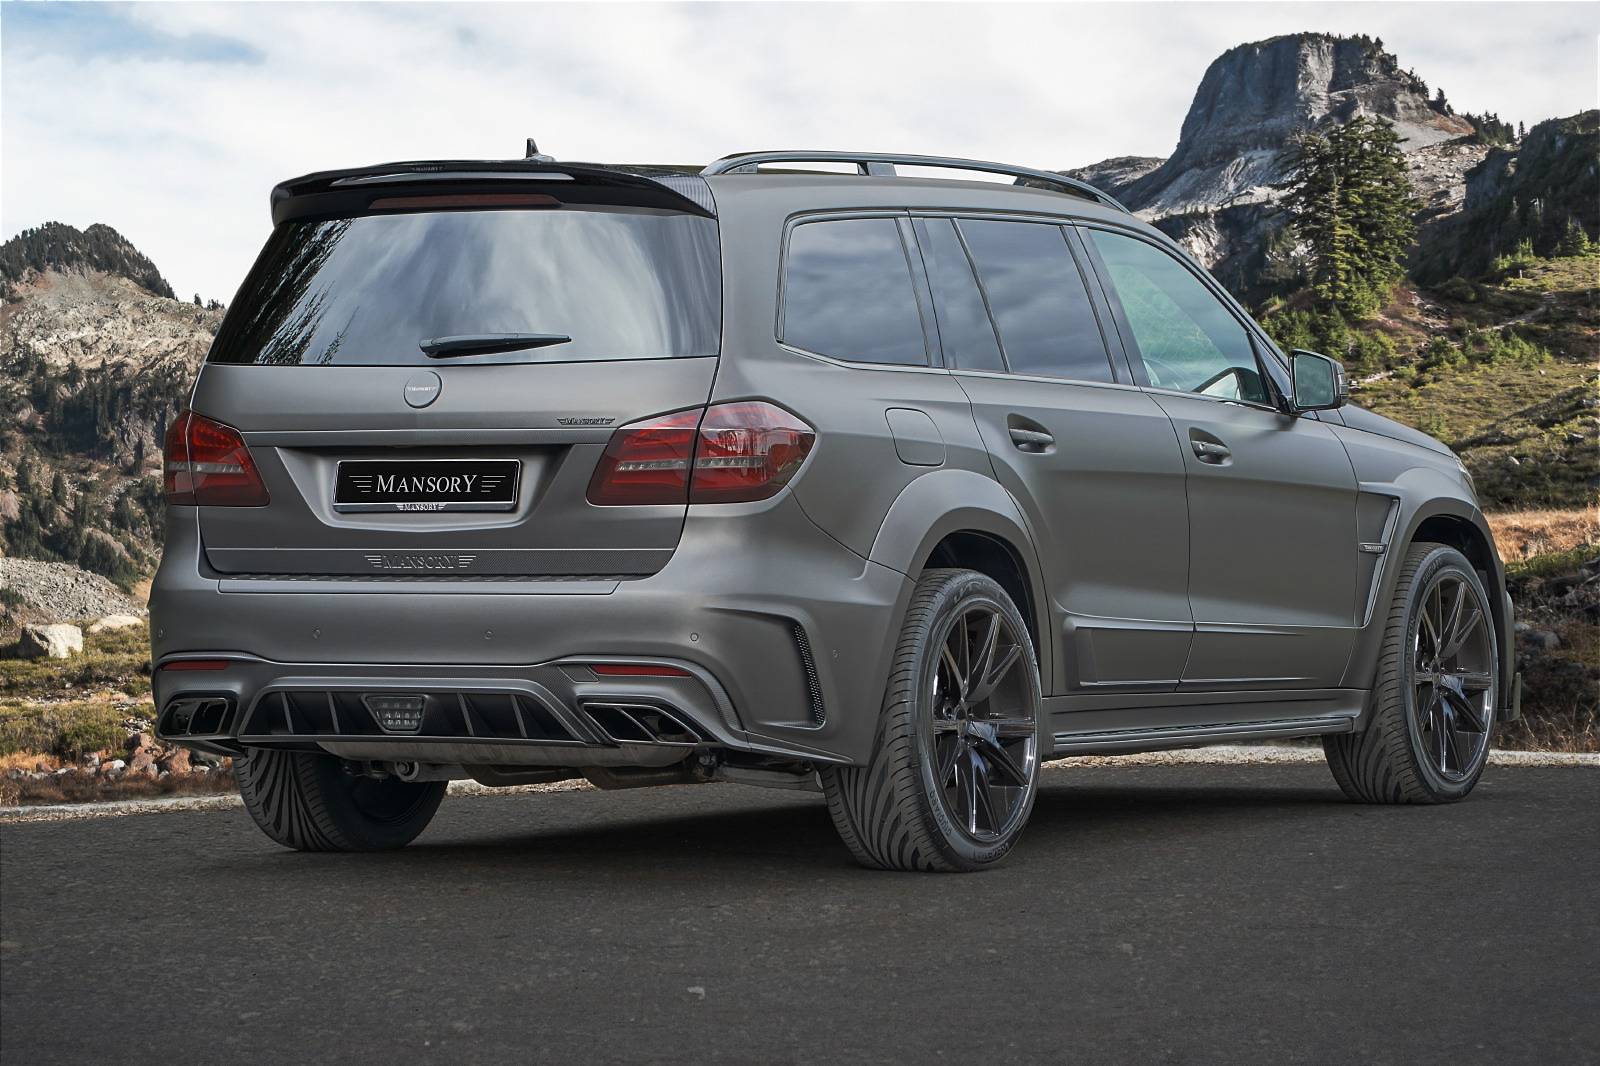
[3,1,1593,301]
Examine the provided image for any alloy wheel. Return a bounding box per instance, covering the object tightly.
[1412,571,1495,781]
[928,603,1038,842]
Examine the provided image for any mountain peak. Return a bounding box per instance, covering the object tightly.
[1123,32,1476,217]
[0,222,176,301]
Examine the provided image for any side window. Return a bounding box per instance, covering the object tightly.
[1086,228,1270,405]
[781,217,928,365]
[957,219,1114,383]
[911,218,1004,373]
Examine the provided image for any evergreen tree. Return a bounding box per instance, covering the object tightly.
[1283,118,1421,319]
[1556,217,1593,256]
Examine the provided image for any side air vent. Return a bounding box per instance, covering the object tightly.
[792,623,826,727]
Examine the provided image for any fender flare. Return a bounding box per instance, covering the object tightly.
[866,469,1055,687]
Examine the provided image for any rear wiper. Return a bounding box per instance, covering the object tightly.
[420,333,572,358]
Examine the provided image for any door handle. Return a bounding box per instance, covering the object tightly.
[1008,427,1055,452]
[1190,438,1231,463]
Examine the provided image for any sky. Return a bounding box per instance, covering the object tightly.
[2,1,1595,301]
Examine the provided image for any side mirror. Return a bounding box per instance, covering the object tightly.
[1290,350,1348,411]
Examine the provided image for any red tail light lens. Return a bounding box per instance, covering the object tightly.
[162,411,270,507]
[585,409,700,505]
[688,402,815,503]
[587,402,816,506]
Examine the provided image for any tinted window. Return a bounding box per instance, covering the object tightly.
[1088,229,1269,404]
[958,220,1112,382]
[210,208,721,366]
[913,218,1004,372]
[781,218,928,365]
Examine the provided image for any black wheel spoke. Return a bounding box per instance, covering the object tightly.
[974,733,1030,787]
[969,749,999,833]
[1411,571,1495,782]
[967,644,1022,706]
[936,734,964,785]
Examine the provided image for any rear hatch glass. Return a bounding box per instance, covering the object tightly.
[210,206,720,366]
[194,202,722,579]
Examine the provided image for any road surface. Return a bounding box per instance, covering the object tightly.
[3,763,1596,1064]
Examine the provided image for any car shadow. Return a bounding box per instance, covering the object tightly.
[229,772,1357,884]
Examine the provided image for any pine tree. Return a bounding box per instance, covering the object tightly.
[1517,120,1527,140]
[1284,118,1420,319]
[1556,217,1593,256]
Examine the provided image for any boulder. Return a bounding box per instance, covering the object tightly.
[16,623,84,660]
[86,614,144,635]
[125,732,155,754]
[158,749,191,775]
[126,750,157,779]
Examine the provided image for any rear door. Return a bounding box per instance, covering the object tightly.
[911,215,1194,692]
[192,191,722,578]
[1080,225,1359,689]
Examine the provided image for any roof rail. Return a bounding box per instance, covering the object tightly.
[702,151,1128,212]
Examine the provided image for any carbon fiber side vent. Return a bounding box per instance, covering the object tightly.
[792,623,826,727]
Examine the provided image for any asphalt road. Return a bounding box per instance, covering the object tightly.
[3,763,1597,1065]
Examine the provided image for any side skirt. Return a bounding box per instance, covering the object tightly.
[1045,687,1364,757]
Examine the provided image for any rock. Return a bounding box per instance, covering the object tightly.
[125,732,154,754]
[15,623,84,659]
[1522,629,1561,652]
[158,749,191,775]
[192,750,226,769]
[0,558,146,629]
[99,759,126,776]
[86,614,144,634]
[126,750,157,778]
[81,753,101,770]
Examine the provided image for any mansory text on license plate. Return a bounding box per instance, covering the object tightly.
[334,460,520,513]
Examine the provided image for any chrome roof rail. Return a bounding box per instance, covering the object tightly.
[702,150,1128,212]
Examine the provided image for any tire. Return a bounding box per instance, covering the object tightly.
[1324,542,1499,804]
[820,568,1043,872]
[236,748,446,851]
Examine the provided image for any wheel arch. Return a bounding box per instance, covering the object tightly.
[868,470,1055,692]
[1346,498,1514,710]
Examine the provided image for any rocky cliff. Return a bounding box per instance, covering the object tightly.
[0,224,221,585]
[1121,33,1474,218]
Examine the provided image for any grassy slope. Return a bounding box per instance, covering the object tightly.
[1351,253,1598,511]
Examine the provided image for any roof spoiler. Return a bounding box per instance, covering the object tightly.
[270,160,716,225]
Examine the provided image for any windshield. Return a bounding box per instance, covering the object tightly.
[209,207,721,366]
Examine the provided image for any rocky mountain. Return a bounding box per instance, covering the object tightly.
[1,222,176,302]
[1063,32,1530,298]
[0,224,222,589]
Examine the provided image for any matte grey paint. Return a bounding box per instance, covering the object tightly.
[152,170,1512,772]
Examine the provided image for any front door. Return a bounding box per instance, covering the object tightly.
[911,215,1193,692]
[1081,225,1360,689]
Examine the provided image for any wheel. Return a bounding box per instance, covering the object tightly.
[236,748,446,851]
[1324,542,1499,803]
[820,568,1043,871]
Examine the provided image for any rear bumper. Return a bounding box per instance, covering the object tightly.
[151,491,911,766]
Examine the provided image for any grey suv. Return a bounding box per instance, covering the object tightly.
[151,149,1518,871]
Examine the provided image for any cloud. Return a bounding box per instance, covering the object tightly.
[3,1,1593,301]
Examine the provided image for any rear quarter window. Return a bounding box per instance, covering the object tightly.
[780,217,929,366]
[209,207,721,366]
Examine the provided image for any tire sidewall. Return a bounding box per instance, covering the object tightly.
[1398,547,1498,798]
[302,752,446,850]
[908,572,1043,868]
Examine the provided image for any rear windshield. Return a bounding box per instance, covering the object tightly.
[209,207,721,366]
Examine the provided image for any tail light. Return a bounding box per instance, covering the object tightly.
[587,402,815,506]
[162,411,270,507]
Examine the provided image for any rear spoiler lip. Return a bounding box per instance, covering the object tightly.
[270,160,717,225]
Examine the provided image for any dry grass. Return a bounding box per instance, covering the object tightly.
[1488,507,1600,562]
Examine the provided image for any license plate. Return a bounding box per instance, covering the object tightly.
[334,460,520,513]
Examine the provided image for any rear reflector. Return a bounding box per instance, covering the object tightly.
[590,663,693,677]
[163,411,269,507]
[586,402,815,506]
[160,659,231,672]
